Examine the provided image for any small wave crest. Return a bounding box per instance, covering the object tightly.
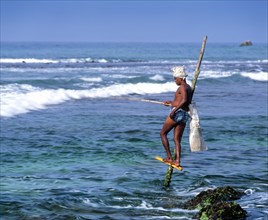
[80,77,103,82]
[2,57,267,65]
[150,74,165,81]
[0,82,176,117]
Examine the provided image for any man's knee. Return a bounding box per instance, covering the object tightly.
[173,137,180,145]
[160,130,166,138]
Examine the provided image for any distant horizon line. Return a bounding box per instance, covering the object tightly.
[1,40,267,44]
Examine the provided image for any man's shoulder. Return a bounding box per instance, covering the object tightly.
[186,83,192,90]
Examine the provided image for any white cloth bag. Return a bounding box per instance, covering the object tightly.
[188,102,207,152]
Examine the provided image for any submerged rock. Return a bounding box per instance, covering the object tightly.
[183,186,247,220]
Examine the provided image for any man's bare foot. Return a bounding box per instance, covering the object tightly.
[172,161,181,167]
[163,158,173,164]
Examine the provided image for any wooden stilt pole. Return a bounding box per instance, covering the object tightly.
[163,36,208,187]
[163,149,176,187]
[191,36,208,95]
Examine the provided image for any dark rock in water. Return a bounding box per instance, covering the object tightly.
[240,40,253,46]
[183,186,247,220]
[194,201,247,220]
[183,186,244,209]
[194,202,247,220]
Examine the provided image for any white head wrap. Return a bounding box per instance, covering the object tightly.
[172,66,188,78]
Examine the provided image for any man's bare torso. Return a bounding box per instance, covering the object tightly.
[172,83,192,111]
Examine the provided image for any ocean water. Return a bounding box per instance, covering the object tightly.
[0,42,267,219]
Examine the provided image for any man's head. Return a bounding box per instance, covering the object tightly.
[171,66,188,80]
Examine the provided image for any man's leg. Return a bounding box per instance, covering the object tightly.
[173,123,186,166]
[160,117,177,163]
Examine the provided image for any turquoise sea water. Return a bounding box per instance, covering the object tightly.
[1,42,268,219]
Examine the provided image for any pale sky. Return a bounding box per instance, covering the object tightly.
[1,0,267,43]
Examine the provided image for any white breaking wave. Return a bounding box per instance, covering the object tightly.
[0,58,58,64]
[0,57,110,64]
[0,82,176,117]
[241,72,268,81]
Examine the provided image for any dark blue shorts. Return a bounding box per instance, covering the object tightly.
[171,108,189,124]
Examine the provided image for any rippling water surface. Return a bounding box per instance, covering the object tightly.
[1,42,267,219]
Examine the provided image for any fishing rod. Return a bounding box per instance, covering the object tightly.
[126,98,172,106]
